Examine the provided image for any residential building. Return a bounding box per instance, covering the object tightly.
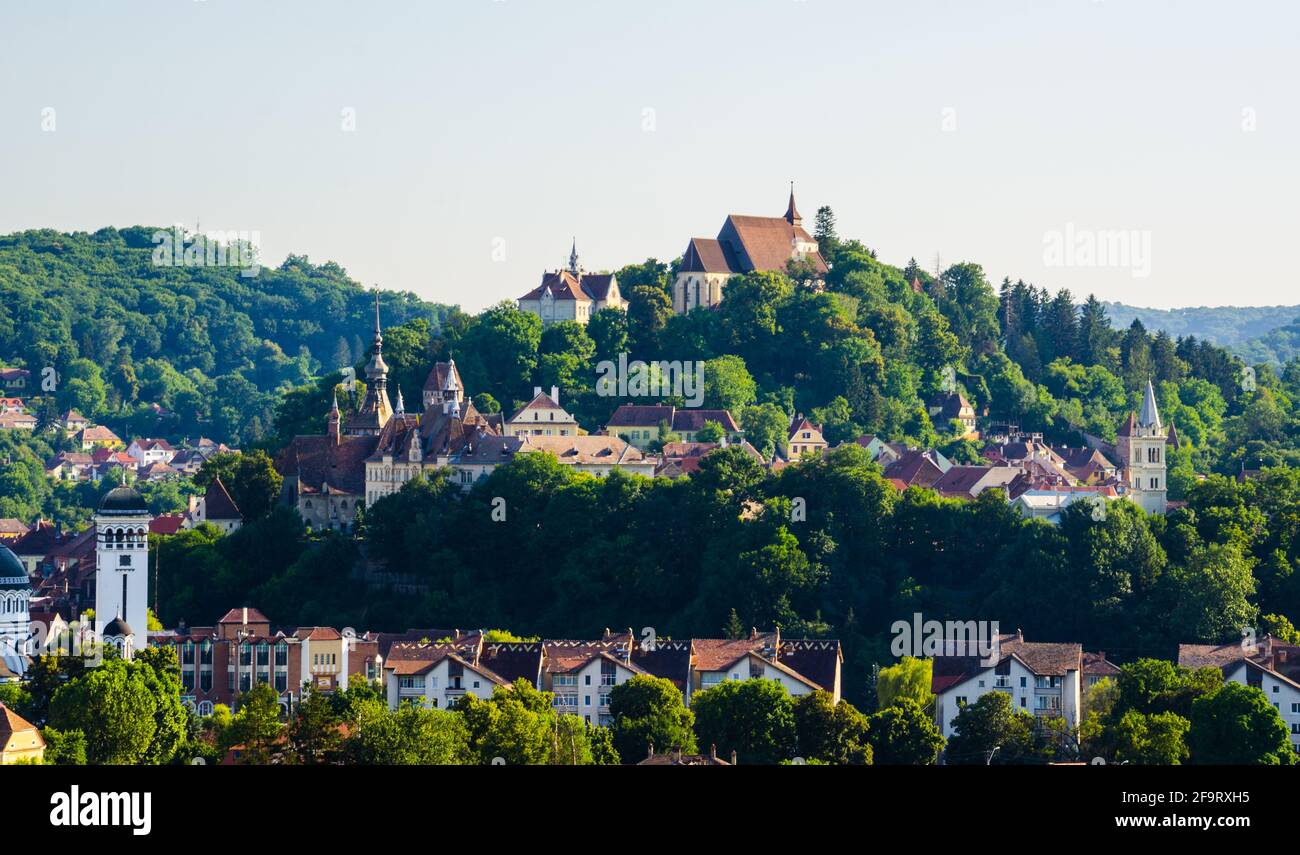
[0,367,30,395]
[60,409,88,432]
[0,704,44,764]
[672,187,828,314]
[152,607,381,715]
[0,520,29,544]
[928,391,979,439]
[0,412,35,431]
[1179,636,1300,748]
[605,404,743,450]
[186,477,243,533]
[931,631,1082,741]
[75,425,123,450]
[504,387,579,437]
[517,241,624,326]
[126,438,176,467]
[931,465,1023,500]
[787,414,828,458]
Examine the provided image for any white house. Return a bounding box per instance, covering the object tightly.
[1179,637,1300,749]
[930,631,1082,743]
[384,642,510,710]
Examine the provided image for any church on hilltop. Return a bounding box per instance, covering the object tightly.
[672,186,828,314]
[1114,379,1172,515]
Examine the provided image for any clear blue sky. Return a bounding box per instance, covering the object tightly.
[2,0,1296,311]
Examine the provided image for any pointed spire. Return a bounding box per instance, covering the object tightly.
[568,237,580,275]
[1139,378,1162,430]
[784,181,801,226]
[395,386,405,415]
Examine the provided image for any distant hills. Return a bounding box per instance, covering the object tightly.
[1104,302,1300,365]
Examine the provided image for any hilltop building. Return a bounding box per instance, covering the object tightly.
[672,186,828,314]
[517,240,624,326]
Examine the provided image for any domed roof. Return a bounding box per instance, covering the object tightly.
[98,485,149,514]
[104,616,134,637]
[0,545,29,590]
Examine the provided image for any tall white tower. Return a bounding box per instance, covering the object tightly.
[1116,379,1168,515]
[95,485,153,656]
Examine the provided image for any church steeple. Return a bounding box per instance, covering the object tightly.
[344,290,393,436]
[568,237,580,275]
[784,182,801,227]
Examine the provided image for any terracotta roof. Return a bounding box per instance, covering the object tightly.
[203,478,242,521]
[149,514,186,535]
[679,238,740,274]
[0,703,44,752]
[0,519,30,536]
[275,433,377,496]
[607,404,675,427]
[422,361,462,393]
[932,465,1021,498]
[219,607,271,625]
[787,415,823,440]
[883,451,946,487]
[517,434,647,465]
[721,214,829,275]
[1082,651,1121,677]
[77,425,122,443]
[671,409,739,433]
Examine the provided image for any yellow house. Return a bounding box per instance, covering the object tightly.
[76,425,124,451]
[505,388,579,437]
[787,415,828,458]
[605,404,742,450]
[0,704,45,764]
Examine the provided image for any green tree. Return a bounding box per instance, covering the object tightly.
[1188,682,1296,765]
[691,678,797,765]
[608,675,697,763]
[876,657,933,713]
[866,698,944,765]
[791,690,872,765]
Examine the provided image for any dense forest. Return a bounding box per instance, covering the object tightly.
[0,227,454,446]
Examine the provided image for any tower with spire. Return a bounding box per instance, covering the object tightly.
[343,292,393,436]
[1116,379,1168,514]
[568,237,580,275]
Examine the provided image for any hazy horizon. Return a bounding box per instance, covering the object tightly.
[3,0,1297,312]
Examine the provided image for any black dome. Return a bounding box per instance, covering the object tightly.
[104,616,134,637]
[0,545,28,590]
[98,486,149,514]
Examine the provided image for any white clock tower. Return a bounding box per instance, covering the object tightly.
[1116,379,1168,515]
[95,485,153,657]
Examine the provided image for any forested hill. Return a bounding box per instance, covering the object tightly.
[0,227,455,444]
[1103,302,1300,348]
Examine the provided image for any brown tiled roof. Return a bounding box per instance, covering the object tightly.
[0,519,29,536]
[219,607,271,625]
[883,451,946,487]
[1117,412,1137,437]
[932,635,1082,693]
[11,520,63,555]
[679,238,739,274]
[671,409,739,433]
[274,433,377,496]
[579,273,616,302]
[776,639,841,694]
[929,392,973,420]
[607,404,675,427]
[721,215,829,275]
[518,435,647,465]
[77,425,122,443]
[520,270,587,301]
[631,640,693,692]
[0,703,43,750]
[692,638,765,672]
[1082,651,1121,677]
[149,514,186,535]
[932,465,1020,498]
[203,478,242,520]
[508,392,570,422]
[422,361,462,393]
[479,642,544,685]
[787,415,823,440]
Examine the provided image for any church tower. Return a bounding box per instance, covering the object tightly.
[344,292,393,436]
[94,484,153,658]
[1116,379,1168,514]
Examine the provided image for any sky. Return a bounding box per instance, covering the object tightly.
[2,0,1297,312]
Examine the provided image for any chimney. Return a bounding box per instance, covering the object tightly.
[647,742,654,759]
[533,386,542,398]
[774,626,781,660]
[551,386,559,404]
[710,743,717,761]
[1016,628,1024,643]
[730,750,737,765]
